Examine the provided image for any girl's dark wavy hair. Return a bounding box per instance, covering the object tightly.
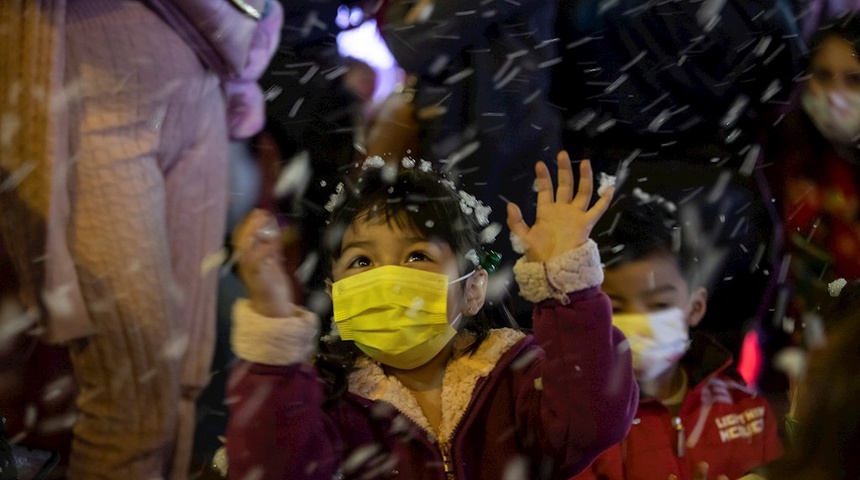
[314,165,500,403]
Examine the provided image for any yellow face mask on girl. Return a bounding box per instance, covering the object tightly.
[332,265,468,370]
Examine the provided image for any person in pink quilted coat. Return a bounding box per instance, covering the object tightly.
[0,1,281,478]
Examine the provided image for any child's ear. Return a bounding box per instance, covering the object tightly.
[462,269,489,315]
[686,287,708,327]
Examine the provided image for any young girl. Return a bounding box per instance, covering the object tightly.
[226,153,637,479]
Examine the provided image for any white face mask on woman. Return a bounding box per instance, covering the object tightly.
[801,89,860,144]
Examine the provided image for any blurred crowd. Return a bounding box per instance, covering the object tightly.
[1,0,860,479]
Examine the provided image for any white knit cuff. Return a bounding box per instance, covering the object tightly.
[231,299,319,365]
[513,240,604,304]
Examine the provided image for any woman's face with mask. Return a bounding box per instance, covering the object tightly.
[803,35,860,144]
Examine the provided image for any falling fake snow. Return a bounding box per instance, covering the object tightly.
[597,172,616,196]
[479,223,503,244]
[510,232,527,255]
[458,190,491,226]
[828,278,848,297]
[465,249,481,267]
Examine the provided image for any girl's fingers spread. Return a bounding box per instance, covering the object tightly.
[572,159,594,211]
[506,202,530,240]
[555,151,574,203]
[534,161,554,205]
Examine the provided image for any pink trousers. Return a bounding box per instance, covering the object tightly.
[64,1,227,478]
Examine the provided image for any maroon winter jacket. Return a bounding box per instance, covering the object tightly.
[226,242,638,480]
[572,335,783,480]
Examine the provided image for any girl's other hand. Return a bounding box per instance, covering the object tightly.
[232,209,295,317]
[506,151,614,263]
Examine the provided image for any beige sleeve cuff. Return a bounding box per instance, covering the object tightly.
[231,299,319,365]
[513,240,604,304]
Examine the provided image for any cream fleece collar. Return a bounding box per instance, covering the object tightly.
[347,328,526,443]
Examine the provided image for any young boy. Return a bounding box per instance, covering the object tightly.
[573,192,782,480]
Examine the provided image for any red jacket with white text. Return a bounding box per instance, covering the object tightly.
[572,334,782,480]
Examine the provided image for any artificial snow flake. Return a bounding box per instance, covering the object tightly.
[324,182,345,212]
[597,172,616,196]
[631,187,677,213]
[361,156,386,170]
[200,248,229,277]
[465,249,481,266]
[274,150,312,199]
[828,278,848,297]
[458,190,491,226]
[480,223,503,244]
[510,232,527,255]
[42,284,76,318]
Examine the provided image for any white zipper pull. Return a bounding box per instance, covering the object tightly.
[672,416,685,458]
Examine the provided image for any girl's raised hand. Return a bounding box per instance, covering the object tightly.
[507,151,614,263]
[233,209,295,317]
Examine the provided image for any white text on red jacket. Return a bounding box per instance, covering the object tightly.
[714,407,766,442]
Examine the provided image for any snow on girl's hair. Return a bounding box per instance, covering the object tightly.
[322,156,492,274]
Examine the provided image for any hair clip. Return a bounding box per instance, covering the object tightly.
[480,250,503,274]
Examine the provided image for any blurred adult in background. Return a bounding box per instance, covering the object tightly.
[760,14,860,417]
[765,14,860,319]
[0,1,281,478]
[552,0,805,363]
[378,0,563,322]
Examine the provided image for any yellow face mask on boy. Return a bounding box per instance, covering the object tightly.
[332,265,463,370]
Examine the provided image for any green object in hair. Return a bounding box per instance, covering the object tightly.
[480,251,503,273]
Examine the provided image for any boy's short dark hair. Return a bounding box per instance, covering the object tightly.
[594,191,697,283]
